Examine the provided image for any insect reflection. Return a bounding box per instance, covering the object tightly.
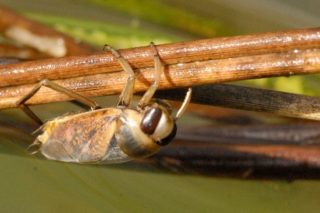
[17,43,192,164]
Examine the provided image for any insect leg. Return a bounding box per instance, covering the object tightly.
[26,138,42,155]
[138,42,162,108]
[19,104,43,125]
[105,45,135,107]
[16,79,100,125]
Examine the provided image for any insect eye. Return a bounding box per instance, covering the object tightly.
[156,123,177,146]
[140,107,162,135]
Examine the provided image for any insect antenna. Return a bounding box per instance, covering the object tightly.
[175,88,192,120]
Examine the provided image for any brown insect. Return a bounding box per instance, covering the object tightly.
[17,43,192,164]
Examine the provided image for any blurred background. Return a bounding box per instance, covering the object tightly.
[0,0,320,212]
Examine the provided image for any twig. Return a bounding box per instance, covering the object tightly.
[1,48,320,110]
[155,84,320,121]
[145,139,320,178]
[0,44,47,59]
[0,5,95,57]
[177,123,320,145]
[1,28,320,112]
[136,123,320,178]
[1,28,320,87]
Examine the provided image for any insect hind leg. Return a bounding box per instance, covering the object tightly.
[16,79,100,126]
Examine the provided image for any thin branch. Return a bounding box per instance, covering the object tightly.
[1,28,320,87]
[1,28,320,113]
[155,84,320,121]
[177,123,320,146]
[1,48,320,110]
[0,5,95,57]
[146,139,320,178]
[0,43,48,59]
[137,123,320,177]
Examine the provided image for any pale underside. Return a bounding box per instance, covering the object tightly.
[37,108,131,164]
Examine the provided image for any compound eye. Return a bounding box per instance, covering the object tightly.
[140,107,162,135]
[156,123,177,146]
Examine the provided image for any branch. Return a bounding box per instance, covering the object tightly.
[0,5,95,57]
[0,43,48,59]
[1,28,320,111]
[155,84,320,121]
[1,27,320,87]
[1,49,320,110]
[138,123,320,178]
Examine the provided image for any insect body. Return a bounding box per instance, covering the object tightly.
[18,43,192,164]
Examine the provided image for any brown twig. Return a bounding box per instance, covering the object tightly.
[1,28,320,87]
[0,5,95,57]
[1,48,320,110]
[1,28,320,112]
[0,44,48,59]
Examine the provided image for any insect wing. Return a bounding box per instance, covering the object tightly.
[41,109,129,163]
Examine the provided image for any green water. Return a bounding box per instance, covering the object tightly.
[0,132,319,212]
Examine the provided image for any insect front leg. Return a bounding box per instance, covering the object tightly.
[105,45,135,107]
[16,79,100,125]
[138,42,162,109]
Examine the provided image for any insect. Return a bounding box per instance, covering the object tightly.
[17,43,192,164]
